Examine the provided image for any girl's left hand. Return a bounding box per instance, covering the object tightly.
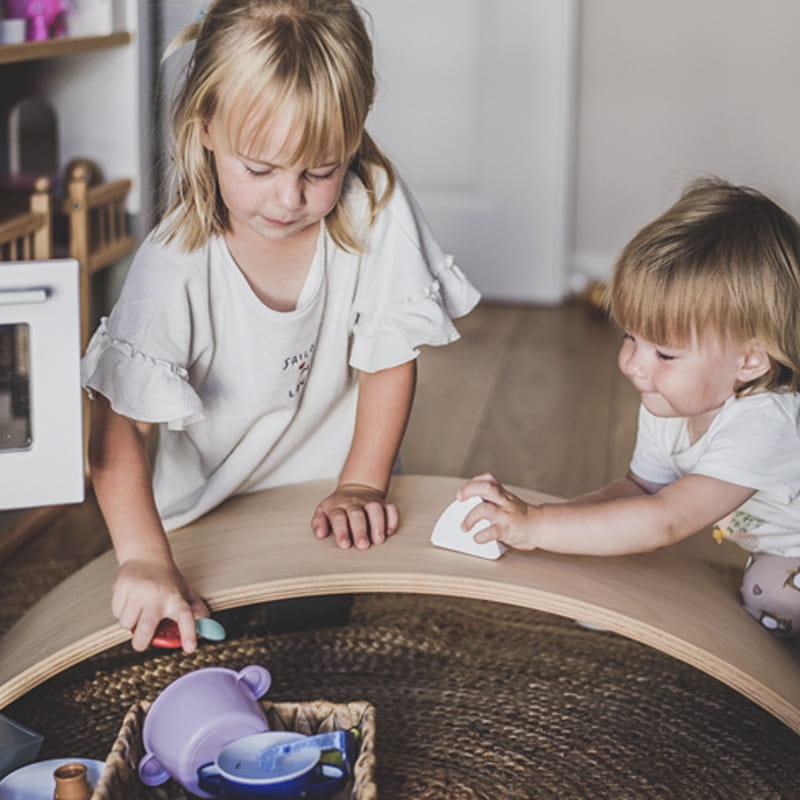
[311,483,399,549]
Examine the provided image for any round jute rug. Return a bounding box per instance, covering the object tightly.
[4,585,800,800]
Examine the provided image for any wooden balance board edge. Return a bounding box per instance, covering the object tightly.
[0,474,797,735]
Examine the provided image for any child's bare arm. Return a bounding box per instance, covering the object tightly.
[458,471,756,555]
[570,471,662,504]
[89,394,208,651]
[311,360,416,549]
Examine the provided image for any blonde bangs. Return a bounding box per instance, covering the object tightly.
[604,177,800,393]
[610,260,697,347]
[209,13,365,169]
[214,65,352,170]
[609,235,743,349]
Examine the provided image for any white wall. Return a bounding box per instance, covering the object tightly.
[572,0,800,287]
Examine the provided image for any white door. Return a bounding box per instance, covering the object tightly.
[362,0,578,303]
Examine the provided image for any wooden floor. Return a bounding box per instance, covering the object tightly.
[401,300,639,494]
[0,301,742,573]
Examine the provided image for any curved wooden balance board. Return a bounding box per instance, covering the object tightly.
[0,475,798,734]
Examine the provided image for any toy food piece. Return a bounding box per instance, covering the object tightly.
[151,618,227,649]
[430,496,508,560]
[53,762,92,800]
[195,617,226,641]
[0,759,105,800]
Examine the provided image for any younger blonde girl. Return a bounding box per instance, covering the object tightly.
[460,178,800,637]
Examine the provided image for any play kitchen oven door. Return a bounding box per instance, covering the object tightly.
[0,259,84,510]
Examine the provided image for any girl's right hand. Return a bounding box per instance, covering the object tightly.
[111,558,209,652]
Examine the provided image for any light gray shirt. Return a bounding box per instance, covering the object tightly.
[82,175,480,530]
[630,392,800,556]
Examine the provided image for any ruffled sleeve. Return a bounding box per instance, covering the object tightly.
[82,319,205,430]
[348,176,481,373]
[80,230,209,430]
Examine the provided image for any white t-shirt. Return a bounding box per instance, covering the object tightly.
[629,392,800,556]
[81,174,480,530]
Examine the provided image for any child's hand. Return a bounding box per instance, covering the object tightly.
[457,473,539,549]
[112,557,209,653]
[311,482,399,550]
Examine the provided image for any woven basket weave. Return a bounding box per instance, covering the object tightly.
[91,699,377,800]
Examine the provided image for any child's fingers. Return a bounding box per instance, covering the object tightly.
[473,482,513,508]
[366,500,399,542]
[458,473,502,501]
[114,590,139,635]
[312,493,397,549]
[175,608,198,653]
[111,568,140,626]
[310,507,332,540]
[110,589,124,621]
[461,500,496,533]
[363,501,387,544]
[328,508,354,550]
[130,610,160,652]
[111,585,130,626]
[384,502,399,536]
[312,503,356,549]
[345,506,371,550]
[473,524,502,545]
[469,472,498,483]
[190,592,211,619]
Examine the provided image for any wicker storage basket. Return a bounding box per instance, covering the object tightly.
[91,699,377,800]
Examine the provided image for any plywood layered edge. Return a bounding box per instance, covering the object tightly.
[0,475,797,735]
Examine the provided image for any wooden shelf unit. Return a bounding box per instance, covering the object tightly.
[0,32,131,66]
[0,8,146,554]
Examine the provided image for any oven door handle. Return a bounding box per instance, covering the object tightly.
[0,288,49,305]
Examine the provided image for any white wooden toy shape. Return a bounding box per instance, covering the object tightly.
[0,475,798,736]
[430,496,507,560]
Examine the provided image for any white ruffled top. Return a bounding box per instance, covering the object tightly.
[82,172,480,530]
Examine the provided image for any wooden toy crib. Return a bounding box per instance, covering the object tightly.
[0,176,52,261]
[0,162,135,345]
[62,158,136,347]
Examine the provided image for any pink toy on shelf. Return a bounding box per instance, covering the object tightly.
[2,0,69,42]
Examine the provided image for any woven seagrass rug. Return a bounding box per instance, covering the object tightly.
[2,559,800,799]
